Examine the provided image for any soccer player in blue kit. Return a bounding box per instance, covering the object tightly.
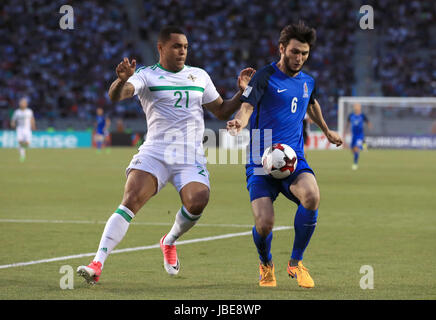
[95,107,111,153]
[346,103,372,170]
[227,22,343,288]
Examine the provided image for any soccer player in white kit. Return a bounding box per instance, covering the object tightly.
[10,97,36,162]
[77,26,255,284]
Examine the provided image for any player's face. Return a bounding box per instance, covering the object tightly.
[158,33,188,72]
[19,98,28,109]
[353,104,362,114]
[97,108,103,116]
[280,39,310,75]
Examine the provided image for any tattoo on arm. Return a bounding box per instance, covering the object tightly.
[108,79,134,102]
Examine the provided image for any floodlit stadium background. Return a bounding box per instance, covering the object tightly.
[0,0,435,300]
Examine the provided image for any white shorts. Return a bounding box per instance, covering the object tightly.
[125,150,210,194]
[16,129,32,144]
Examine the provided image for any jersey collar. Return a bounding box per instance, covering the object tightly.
[156,62,185,73]
[272,62,301,79]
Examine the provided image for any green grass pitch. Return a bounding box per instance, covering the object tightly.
[0,147,435,300]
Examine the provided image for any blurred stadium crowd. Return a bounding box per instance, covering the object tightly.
[0,0,434,130]
[368,0,435,97]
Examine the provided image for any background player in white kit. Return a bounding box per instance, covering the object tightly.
[10,97,36,162]
[77,26,255,284]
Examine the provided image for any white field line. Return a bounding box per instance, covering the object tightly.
[0,226,292,270]
[0,218,254,228]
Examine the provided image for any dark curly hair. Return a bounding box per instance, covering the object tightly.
[278,21,316,48]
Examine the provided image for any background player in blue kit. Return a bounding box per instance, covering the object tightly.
[227,22,342,288]
[95,107,111,153]
[346,103,372,170]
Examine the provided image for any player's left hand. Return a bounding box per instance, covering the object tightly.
[226,118,243,136]
[326,130,343,147]
[237,68,256,91]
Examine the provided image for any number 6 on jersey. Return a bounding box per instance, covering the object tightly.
[291,97,298,113]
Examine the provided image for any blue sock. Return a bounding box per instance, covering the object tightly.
[252,226,272,264]
[291,204,318,261]
[354,151,359,164]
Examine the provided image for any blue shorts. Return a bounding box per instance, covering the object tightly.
[351,135,364,150]
[246,157,315,204]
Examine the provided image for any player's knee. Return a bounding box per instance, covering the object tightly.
[256,223,273,237]
[122,191,145,214]
[255,216,274,237]
[183,190,209,215]
[300,189,320,211]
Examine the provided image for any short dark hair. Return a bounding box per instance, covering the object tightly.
[158,26,186,43]
[278,21,316,48]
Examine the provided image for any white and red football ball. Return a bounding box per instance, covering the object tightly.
[262,143,298,179]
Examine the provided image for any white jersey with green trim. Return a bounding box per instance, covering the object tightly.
[12,108,34,131]
[127,63,220,164]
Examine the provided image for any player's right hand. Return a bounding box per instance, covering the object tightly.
[326,130,343,147]
[116,57,136,82]
[226,119,242,136]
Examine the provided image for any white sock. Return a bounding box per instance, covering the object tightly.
[19,147,25,158]
[94,205,134,268]
[164,206,201,245]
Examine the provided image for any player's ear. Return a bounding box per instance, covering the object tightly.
[279,43,284,56]
[157,42,163,55]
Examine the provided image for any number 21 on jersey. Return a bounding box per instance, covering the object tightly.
[174,91,189,108]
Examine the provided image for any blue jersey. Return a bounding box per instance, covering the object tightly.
[241,62,316,176]
[96,115,106,134]
[348,113,368,137]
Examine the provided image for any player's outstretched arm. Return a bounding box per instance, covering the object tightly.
[31,116,36,131]
[308,99,343,147]
[105,117,111,130]
[226,102,254,136]
[203,68,255,120]
[10,111,17,129]
[108,58,136,102]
